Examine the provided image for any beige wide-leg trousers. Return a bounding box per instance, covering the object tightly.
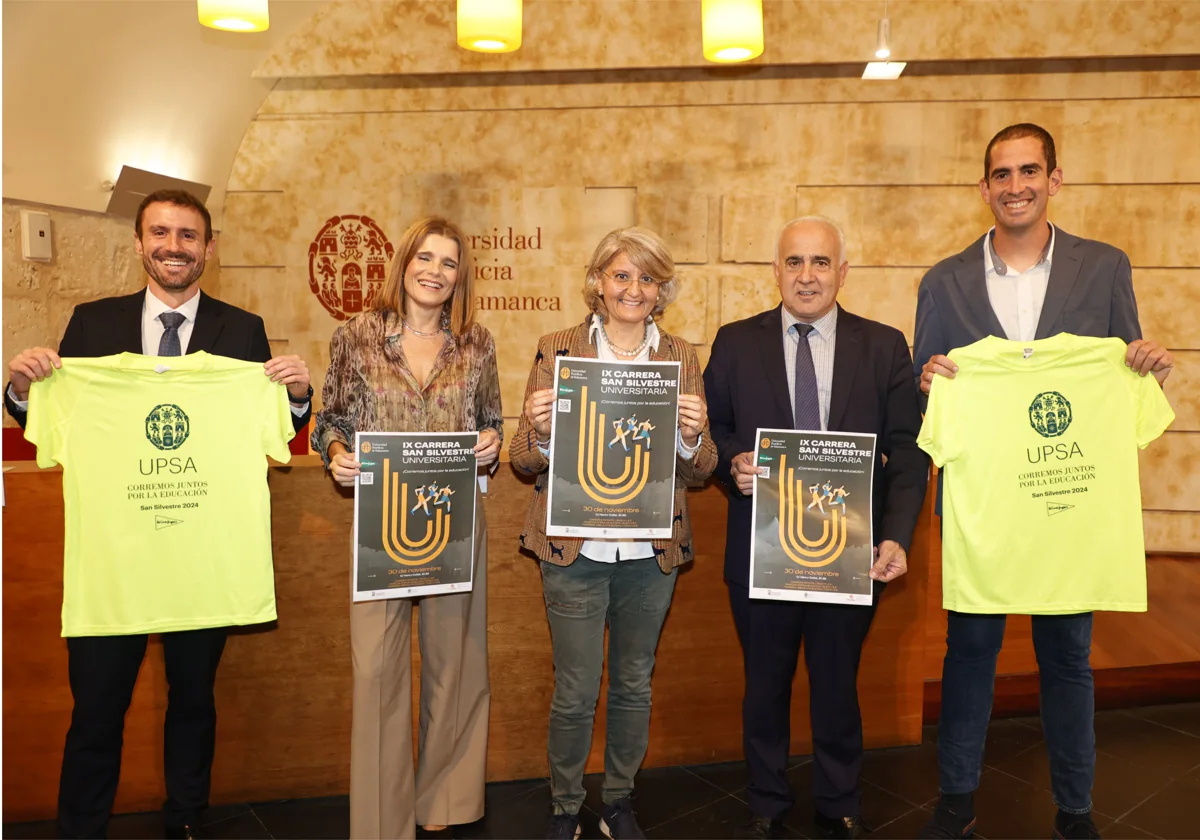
[349,506,490,839]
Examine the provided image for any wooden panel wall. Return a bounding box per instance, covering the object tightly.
[1,462,930,823]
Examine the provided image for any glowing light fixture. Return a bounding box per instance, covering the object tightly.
[875,18,891,59]
[198,0,269,32]
[457,0,523,53]
[702,0,764,63]
[862,61,906,80]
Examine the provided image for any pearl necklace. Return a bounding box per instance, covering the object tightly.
[601,321,652,357]
[403,321,444,338]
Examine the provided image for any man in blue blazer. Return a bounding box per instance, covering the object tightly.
[913,124,1174,840]
[704,216,929,839]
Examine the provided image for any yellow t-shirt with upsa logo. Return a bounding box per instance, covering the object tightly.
[917,334,1175,615]
[26,352,294,636]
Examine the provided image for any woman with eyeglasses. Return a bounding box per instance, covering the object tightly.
[510,227,717,840]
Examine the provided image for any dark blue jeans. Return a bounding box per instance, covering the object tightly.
[938,611,1095,814]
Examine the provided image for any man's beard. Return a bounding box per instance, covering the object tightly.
[143,250,206,291]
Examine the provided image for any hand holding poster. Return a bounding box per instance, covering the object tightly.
[546,357,680,539]
[749,429,877,605]
[353,432,477,601]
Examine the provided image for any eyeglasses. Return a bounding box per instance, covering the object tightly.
[602,270,660,288]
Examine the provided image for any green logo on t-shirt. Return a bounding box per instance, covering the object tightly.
[1029,391,1072,438]
[146,404,190,450]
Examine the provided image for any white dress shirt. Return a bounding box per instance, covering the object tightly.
[984,224,1056,342]
[537,315,701,563]
[143,287,201,355]
[781,304,838,431]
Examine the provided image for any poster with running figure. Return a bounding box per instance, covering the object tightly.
[749,428,876,605]
[353,431,477,601]
[546,356,681,539]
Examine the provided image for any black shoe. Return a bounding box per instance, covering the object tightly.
[600,797,645,840]
[814,812,865,839]
[1054,810,1101,839]
[164,825,197,840]
[918,795,976,839]
[738,815,786,839]
[416,827,454,839]
[545,812,582,840]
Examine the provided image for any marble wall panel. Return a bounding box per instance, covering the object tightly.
[657,267,711,346]
[1161,353,1199,431]
[638,191,710,264]
[262,68,1200,119]
[1143,511,1200,553]
[1134,271,1200,351]
[720,193,798,263]
[256,1,1200,78]
[794,185,1200,268]
[1139,432,1200,512]
[220,193,295,267]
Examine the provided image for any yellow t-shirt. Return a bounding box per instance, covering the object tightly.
[26,352,295,636]
[917,334,1174,615]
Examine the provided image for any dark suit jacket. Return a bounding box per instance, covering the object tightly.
[703,304,929,587]
[4,289,311,432]
[913,228,1142,394]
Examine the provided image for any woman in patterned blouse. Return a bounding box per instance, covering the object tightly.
[510,227,718,840]
[312,216,502,840]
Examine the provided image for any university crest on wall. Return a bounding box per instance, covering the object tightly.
[308,215,394,320]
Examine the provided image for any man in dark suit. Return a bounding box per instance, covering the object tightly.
[5,190,313,840]
[703,216,929,839]
[913,124,1174,840]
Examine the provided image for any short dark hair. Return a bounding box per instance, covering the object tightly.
[134,190,213,243]
[984,123,1057,179]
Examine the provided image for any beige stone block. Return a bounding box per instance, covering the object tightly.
[474,267,593,421]
[791,185,1200,268]
[657,267,710,345]
[1139,431,1200,512]
[721,194,796,264]
[1160,352,1200,432]
[838,270,923,345]
[638,192,709,264]
[582,187,638,252]
[1054,185,1200,267]
[256,1,1200,78]
[1134,271,1200,351]
[718,266,780,327]
[221,193,296,268]
[1143,510,1200,554]
[262,69,1200,126]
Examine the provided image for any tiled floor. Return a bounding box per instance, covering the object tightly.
[7,703,1199,839]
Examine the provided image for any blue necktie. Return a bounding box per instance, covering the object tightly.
[793,323,821,430]
[158,312,186,357]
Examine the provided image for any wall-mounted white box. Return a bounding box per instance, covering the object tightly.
[21,210,53,262]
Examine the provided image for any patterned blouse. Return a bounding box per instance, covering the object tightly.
[311,309,503,464]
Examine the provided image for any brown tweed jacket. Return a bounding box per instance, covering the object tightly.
[509,319,718,573]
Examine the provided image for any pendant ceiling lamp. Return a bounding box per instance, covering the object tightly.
[702,0,764,63]
[457,0,523,53]
[197,0,269,32]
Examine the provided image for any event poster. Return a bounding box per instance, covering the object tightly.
[546,356,680,539]
[353,432,477,601]
[749,429,877,605]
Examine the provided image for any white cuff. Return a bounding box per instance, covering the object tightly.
[7,384,29,412]
[676,429,702,459]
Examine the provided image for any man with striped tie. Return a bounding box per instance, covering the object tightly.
[703,216,928,840]
[5,190,312,840]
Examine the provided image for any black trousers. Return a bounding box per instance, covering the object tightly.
[727,581,878,821]
[57,628,228,839]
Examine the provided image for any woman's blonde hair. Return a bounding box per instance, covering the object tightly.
[582,227,678,320]
[373,216,474,335]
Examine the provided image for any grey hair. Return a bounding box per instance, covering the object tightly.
[774,215,848,265]
[582,226,679,319]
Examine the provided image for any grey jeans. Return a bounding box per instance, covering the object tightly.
[541,555,678,814]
